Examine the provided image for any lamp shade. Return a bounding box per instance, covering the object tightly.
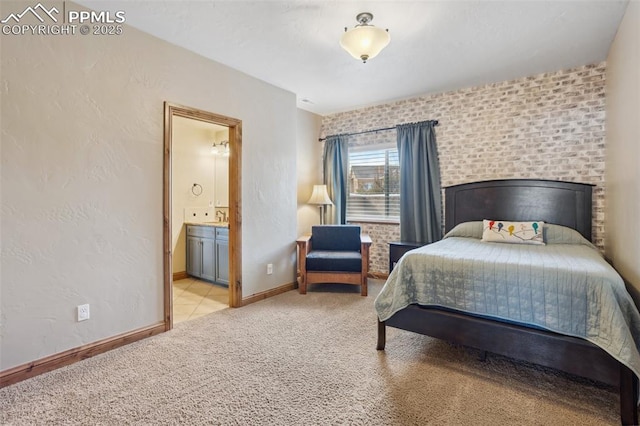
[307,184,333,205]
[340,13,390,63]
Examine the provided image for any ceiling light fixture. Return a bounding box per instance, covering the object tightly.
[340,12,390,63]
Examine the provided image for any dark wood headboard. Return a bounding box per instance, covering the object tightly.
[444,179,594,241]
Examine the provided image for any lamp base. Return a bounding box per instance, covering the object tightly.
[319,206,325,225]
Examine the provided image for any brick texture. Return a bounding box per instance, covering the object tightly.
[321,63,607,274]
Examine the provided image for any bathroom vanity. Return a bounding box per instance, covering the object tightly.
[185,223,229,286]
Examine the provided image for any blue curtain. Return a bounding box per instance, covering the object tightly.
[397,121,442,243]
[323,135,349,224]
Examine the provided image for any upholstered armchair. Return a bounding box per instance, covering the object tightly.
[296,225,372,296]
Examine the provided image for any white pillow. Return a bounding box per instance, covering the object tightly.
[481,220,545,245]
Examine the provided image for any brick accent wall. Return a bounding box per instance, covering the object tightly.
[322,62,607,274]
[356,222,400,276]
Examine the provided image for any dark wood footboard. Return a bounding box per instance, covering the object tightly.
[378,307,638,425]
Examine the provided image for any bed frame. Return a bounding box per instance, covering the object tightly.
[376,179,638,425]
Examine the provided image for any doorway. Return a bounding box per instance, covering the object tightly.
[163,102,242,331]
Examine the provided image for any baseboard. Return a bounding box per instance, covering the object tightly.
[0,322,165,388]
[173,271,189,281]
[242,281,296,306]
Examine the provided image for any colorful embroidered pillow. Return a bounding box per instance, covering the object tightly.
[481,220,545,245]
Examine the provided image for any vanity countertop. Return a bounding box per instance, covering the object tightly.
[185,222,229,229]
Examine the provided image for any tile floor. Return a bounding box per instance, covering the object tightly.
[172,278,228,324]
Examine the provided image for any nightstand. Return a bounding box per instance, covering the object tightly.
[389,241,428,273]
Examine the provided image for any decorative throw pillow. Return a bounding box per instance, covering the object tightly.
[481,220,545,245]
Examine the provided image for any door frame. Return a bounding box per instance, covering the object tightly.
[163,102,243,331]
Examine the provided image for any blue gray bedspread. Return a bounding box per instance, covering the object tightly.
[375,222,640,377]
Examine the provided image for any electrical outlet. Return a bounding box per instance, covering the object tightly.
[77,304,90,322]
[267,263,273,275]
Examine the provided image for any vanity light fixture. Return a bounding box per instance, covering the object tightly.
[211,140,230,156]
[340,12,390,63]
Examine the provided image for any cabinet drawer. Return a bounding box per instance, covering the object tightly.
[216,228,229,240]
[187,225,216,239]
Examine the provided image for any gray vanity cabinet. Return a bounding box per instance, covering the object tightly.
[186,225,228,285]
[215,228,229,285]
[186,234,203,278]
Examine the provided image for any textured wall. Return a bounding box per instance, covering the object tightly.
[605,1,640,296]
[296,109,324,238]
[322,63,607,274]
[0,3,303,370]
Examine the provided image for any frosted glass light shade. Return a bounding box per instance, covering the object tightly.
[340,24,390,63]
[307,185,333,205]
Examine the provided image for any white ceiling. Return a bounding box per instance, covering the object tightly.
[79,0,629,115]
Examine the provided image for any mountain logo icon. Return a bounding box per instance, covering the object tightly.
[1,3,60,24]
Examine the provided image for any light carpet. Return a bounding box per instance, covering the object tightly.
[0,280,620,425]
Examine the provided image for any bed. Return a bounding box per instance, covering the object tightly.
[375,179,640,425]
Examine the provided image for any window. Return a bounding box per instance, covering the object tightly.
[347,147,399,222]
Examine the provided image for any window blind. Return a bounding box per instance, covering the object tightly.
[347,147,399,222]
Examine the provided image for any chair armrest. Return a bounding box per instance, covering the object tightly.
[360,234,372,247]
[296,235,312,255]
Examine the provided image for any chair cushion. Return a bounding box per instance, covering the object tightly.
[311,225,361,251]
[306,250,362,272]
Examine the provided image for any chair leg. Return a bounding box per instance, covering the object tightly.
[296,239,309,295]
[361,275,367,296]
[299,276,307,294]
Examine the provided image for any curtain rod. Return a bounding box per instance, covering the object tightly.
[318,120,439,142]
